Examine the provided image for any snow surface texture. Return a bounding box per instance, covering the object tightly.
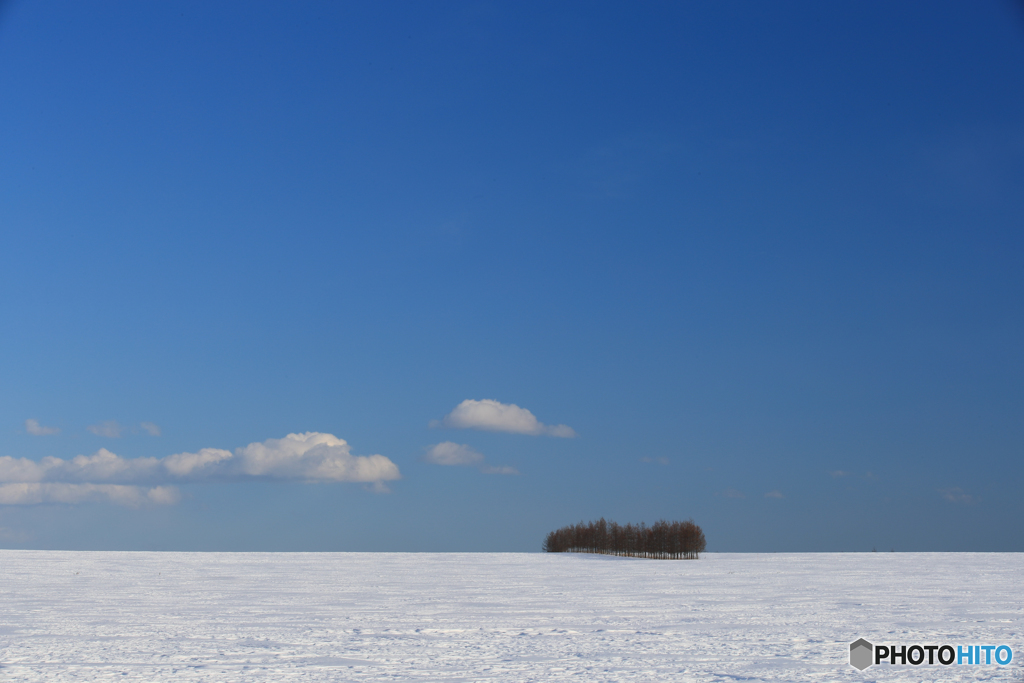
[0,552,1020,682]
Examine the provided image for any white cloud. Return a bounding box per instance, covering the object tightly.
[424,442,519,475]
[230,433,400,483]
[146,486,181,505]
[0,432,401,505]
[424,442,484,466]
[87,421,123,438]
[640,456,669,465]
[765,490,784,499]
[140,422,161,436]
[432,399,576,437]
[162,448,233,477]
[0,449,160,484]
[829,470,849,478]
[25,419,59,436]
[0,483,178,507]
[722,488,746,499]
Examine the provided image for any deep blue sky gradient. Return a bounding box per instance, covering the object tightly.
[1,0,1022,550]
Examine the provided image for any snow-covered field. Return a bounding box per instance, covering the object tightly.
[0,551,1020,682]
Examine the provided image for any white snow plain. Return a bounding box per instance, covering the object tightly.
[0,551,1020,682]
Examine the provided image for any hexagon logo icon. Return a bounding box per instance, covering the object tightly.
[850,638,873,670]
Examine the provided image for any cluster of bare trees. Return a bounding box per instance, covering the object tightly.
[543,518,706,559]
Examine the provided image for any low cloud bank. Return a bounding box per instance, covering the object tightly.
[431,399,576,437]
[0,432,401,506]
[0,483,180,507]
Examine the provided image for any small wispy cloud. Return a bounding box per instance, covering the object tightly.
[721,488,746,499]
[830,470,849,478]
[86,421,162,438]
[640,456,669,465]
[764,490,784,499]
[938,487,974,504]
[431,399,576,437]
[87,421,123,438]
[0,432,401,506]
[482,465,519,475]
[25,419,59,436]
[424,442,485,466]
[423,442,518,475]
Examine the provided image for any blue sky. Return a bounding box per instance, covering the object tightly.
[1,0,1022,551]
